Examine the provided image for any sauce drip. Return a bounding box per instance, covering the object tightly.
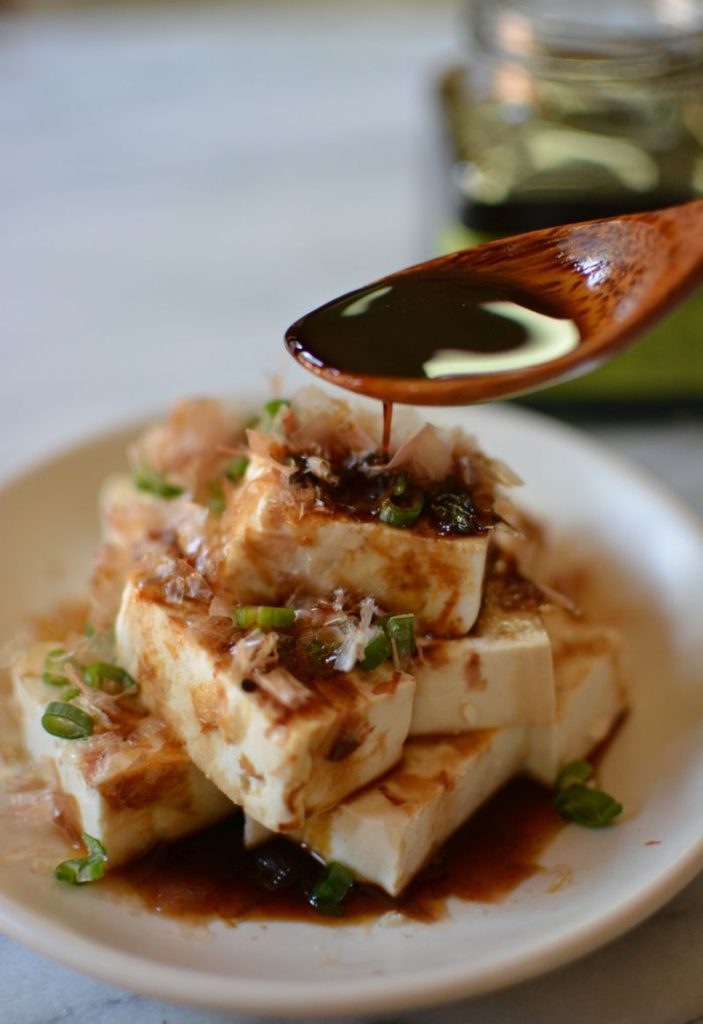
[382,399,393,457]
[285,274,579,408]
[111,776,563,925]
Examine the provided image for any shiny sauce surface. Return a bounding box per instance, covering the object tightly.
[111,777,563,925]
[286,274,579,396]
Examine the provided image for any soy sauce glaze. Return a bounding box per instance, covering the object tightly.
[113,776,563,924]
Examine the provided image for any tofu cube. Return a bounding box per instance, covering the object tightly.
[116,581,416,832]
[525,610,624,785]
[100,473,173,550]
[297,728,525,896]
[11,656,233,867]
[220,460,489,637]
[291,610,626,897]
[410,596,554,735]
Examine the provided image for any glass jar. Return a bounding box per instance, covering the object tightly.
[436,0,703,408]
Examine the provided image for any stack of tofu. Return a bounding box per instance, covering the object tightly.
[11,391,626,895]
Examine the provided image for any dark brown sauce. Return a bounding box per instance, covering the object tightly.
[382,399,393,456]
[290,454,496,537]
[285,274,580,408]
[110,776,563,925]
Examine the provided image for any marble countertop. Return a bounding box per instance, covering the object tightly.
[1,3,701,1022]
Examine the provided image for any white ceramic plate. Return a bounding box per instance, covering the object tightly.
[0,402,702,1018]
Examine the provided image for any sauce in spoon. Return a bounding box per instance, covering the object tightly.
[285,200,703,437]
[287,273,580,447]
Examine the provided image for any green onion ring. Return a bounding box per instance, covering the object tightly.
[385,613,417,660]
[42,701,93,740]
[378,490,424,528]
[82,662,138,692]
[309,861,355,916]
[359,630,392,671]
[54,833,107,885]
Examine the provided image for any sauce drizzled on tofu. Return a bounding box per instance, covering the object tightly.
[111,776,563,924]
[289,455,497,537]
[18,381,624,928]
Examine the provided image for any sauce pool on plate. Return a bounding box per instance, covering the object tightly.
[111,776,564,925]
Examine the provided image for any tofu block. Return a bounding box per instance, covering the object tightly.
[11,659,233,867]
[296,728,525,896]
[100,473,173,549]
[525,611,624,785]
[99,474,218,566]
[220,461,489,637]
[410,597,554,735]
[288,612,625,897]
[116,581,416,832]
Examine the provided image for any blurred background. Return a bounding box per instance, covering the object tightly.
[1,0,702,478]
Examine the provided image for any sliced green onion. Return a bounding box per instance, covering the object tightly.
[554,785,623,828]
[309,861,355,917]
[257,398,291,434]
[224,456,249,481]
[85,623,95,638]
[233,605,296,629]
[378,490,424,528]
[385,614,416,660]
[555,759,592,791]
[42,648,78,688]
[359,614,417,670]
[54,834,107,885]
[61,687,81,702]
[429,492,478,535]
[263,398,290,418]
[359,629,392,671]
[42,701,93,740]
[42,671,70,687]
[83,662,138,692]
[553,759,623,828]
[133,467,185,500]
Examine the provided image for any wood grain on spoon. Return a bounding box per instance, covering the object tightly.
[285,199,703,406]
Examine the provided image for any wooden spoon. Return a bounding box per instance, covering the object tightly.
[285,199,703,405]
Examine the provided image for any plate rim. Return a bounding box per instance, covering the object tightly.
[1,399,701,1017]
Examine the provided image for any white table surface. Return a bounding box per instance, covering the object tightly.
[1,3,702,1022]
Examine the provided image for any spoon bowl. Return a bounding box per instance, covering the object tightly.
[286,199,703,405]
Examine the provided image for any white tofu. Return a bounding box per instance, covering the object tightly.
[525,611,624,785]
[11,657,233,868]
[100,473,174,549]
[291,612,625,897]
[99,474,219,566]
[410,594,554,735]
[116,581,416,832]
[220,460,489,637]
[296,728,525,897]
